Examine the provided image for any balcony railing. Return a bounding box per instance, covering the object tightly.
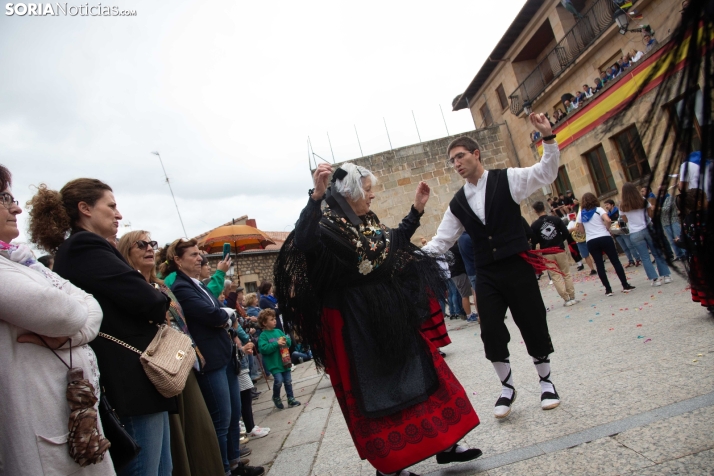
[509,0,620,115]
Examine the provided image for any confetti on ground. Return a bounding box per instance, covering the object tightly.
[609,328,614,330]
[636,324,643,327]
[698,354,703,357]
[644,339,652,343]
[693,360,698,363]
[589,319,593,322]
[637,335,645,339]
[565,315,570,318]
[595,312,600,315]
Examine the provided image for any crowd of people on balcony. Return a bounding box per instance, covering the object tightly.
[530,38,653,142]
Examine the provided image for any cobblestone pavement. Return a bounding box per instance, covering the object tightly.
[248,261,714,475]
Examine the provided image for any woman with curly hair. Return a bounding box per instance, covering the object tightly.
[26,178,174,475]
[575,192,636,296]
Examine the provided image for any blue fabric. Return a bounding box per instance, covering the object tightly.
[194,365,242,472]
[580,208,597,223]
[576,241,590,258]
[662,221,686,259]
[615,235,634,263]
[469,275,477,293]
[607,206,620,220]
[248,354,259,380]
[457,233,476,276]
[629,229,671,280]
[688,151,702,165]
[118,412,172,476]
[447,279,464,316]
[272,370,294,400]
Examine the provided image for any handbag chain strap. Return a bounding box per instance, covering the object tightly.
[98,332,143,355]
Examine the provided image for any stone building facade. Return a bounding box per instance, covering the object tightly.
[453,0,688,207]
[329,124,550,244]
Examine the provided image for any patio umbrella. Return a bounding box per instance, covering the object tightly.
[200,225,275,254]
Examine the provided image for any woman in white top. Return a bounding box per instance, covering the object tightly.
[619,183,672,286]
[0,164,115,475]
[576,192,635,296]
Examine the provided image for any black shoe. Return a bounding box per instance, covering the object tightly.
[622,284,636,293]
[436,446,483,464]
[589,270,597,275]
[239,446,252,457]
[251,388,261,397]
[605,289,613,296]
[438,350,446,357]
[231,462,265,476]
[287,397,301,407]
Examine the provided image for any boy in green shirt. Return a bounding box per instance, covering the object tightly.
[257,309,301,409]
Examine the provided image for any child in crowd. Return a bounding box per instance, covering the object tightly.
[257,309,301,409]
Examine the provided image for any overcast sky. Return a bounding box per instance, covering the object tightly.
[1,0,526,247]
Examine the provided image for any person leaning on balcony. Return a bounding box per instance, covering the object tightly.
[630,48,644,62]
[583,84,594,98]
[600,70,610,84]
[644,32,658,52]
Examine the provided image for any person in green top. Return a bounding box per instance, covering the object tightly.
[257,309,301,409]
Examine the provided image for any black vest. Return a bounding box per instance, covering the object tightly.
[449,168,530,267]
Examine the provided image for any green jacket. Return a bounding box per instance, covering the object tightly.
[258,328,291,375]
[163,269,225,299]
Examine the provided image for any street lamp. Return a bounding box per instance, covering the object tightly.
[614,8,629,34]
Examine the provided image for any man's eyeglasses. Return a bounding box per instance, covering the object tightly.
[448,151,471,166]
[0,192,19,209]
[134,240,158,250]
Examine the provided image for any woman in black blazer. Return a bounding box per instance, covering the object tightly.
[28,179,174,476]
[163,239,263,476]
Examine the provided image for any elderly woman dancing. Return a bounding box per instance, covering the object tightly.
[274,163,481,476]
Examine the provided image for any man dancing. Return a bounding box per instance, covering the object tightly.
[423,113,560,419]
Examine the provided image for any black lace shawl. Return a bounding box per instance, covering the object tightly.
[274,194,448,417]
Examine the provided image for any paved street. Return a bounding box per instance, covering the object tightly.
[247,261,714,475]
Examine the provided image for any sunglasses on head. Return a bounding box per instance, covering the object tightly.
[134,240,158,250]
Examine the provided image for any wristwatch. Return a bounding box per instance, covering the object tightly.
[542,134,556,141]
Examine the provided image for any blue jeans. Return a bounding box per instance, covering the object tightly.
[118,412,172,476]
[292,351,312,364]
[469,275,477,292]
[615,234,640,263]
[662,221,686,259]
[629,228,671,280]
[195,365,242,472]
[447,279,464,316]
[273,370,294,400]
[576,241,590,258]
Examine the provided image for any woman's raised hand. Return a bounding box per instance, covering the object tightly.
[312,163,332,200]
[414,181,430,213]
[217,256,232,273]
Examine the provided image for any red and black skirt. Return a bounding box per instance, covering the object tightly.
[689,257,714,308]
[420,298,452,348]
[321,306,479,474]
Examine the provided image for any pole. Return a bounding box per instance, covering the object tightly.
[412,110,422,143]
[326,132,335,163]
[354,124,364,157]
[151,151,188,238]
[307,137,313,170]
[439,104,450,136]
[383,117,393,151]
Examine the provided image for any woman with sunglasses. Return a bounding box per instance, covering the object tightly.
[117,232,225,476]
[27,179,175,476]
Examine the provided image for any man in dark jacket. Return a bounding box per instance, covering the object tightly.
[423,113,561,419]
[531,201,578,307]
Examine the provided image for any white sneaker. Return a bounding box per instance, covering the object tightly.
[663,275,672,284]
[249,426,271,438]
[239,421,246,433]
[494,390,516,419]
[651,278,662,287]
[548,280,554,285]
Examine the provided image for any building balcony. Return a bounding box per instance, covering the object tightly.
[508,0,623,115]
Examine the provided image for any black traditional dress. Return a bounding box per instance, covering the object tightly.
[275,192,479,474]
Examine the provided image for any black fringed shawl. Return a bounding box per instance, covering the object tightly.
[274,193,448,417]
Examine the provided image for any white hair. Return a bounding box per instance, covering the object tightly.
[334,162,378,200]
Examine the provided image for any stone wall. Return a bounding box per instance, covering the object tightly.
[327,124,548,244]
[206,252,278,288]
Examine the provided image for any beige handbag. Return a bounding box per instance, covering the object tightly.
[99,324,196,398]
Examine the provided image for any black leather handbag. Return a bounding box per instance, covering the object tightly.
[98,393,141,472]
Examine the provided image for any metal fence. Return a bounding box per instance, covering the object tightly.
[508,0,619,115]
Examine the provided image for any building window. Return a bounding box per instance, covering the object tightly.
[480,103,494,127]
[669,88,704,153]
[584,145,616,196]
[553,165,573,196]
[244,281,258,293]
[496,84,509,110]
[613,126,651,181]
